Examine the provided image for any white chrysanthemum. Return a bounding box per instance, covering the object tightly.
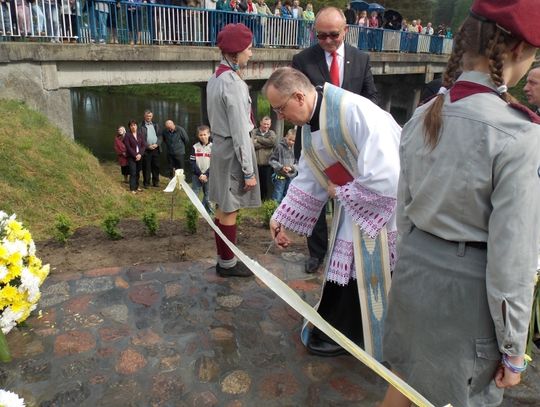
[2,240,27,258]
[0,307,24,334]
[20,268,40,302]
[0,389,26,407]
[28,241,36,256]
[0,265,7,281]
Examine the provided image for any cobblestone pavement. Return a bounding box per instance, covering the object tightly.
[1,253,538,406]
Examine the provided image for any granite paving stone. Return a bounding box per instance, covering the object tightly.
[1,254,538,406]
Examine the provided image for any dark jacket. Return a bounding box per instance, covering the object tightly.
[291,43,378,159]
[162,125,189,157]
[291,43,378,103]
[269,139,298,178]
[124,130,146,159]
[139,121,162,152]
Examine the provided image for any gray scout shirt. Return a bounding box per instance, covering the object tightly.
[398,71,540,356]
[206,68,255,178]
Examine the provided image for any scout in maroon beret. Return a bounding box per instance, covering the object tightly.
[205,23,259,278]
[381,1,540,407]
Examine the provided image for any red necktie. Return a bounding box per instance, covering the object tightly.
[330,51,340,86]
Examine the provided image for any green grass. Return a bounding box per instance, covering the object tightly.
[0,99,267,240]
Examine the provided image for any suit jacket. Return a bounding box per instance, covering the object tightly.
[124,130,146,159]
[291,43,378,104]
[292,43,378,158]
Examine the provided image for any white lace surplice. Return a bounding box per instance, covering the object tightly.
[273,94,400,286]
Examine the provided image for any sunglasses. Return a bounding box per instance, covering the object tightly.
[316,31,341,40]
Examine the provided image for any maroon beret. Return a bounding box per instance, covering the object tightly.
[471,0,540,47]
[217,24,253,54]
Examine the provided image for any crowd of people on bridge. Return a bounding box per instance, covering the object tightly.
[0,0,453,44]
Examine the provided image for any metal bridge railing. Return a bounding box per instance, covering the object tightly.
[0,0,453,56]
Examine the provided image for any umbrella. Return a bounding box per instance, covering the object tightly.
[383,9,402,24]
[368,3,385,13]
[350,1,369,11]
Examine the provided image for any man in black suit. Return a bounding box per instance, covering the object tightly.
[292,6,378,274]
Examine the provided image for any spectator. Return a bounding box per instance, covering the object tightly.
[216,0,231,10]
[162,119,189,177]
[15,0,31,36]
[368,11,378,28]
[344,3,355,25]
[269,128,297,203]
[93,0,109,43]
[401,18,408,31]
[407,19,418,33]
[281,0,292,18]
[229,0,241,12]
[251,116,277,200]
[190,125,213,214]
[44,0,60,42]
[245,0,257,14]
[416,18,422,33]
[1,0,12,35]
[524,67,540,114]
[273,0,281,16]
[291,0,302,19]
[28,0,45,35]
[256,0,271,15]
[357,10,368,27]
[140,110,161,188]
[114,126,129,184]
[422,22,434,35]
[303,2,314,21]
[124,120,146,194]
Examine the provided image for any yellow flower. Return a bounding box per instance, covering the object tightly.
[0,244,7,260]
[0,285,19,303]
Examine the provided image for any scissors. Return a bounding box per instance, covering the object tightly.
[265,224,282,255]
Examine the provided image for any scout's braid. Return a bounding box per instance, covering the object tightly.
[423,23,467,150]
[487,29,520,104]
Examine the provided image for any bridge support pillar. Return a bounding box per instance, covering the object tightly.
[0,62,74,139]
[200,85,209,126]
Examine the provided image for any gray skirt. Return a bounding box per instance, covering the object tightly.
[383,227,503,407]
[208,134,261,213]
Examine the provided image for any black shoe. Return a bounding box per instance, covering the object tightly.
[153,183,160,187]
[216,262,253,277]
[305,257,323,274]
[307,331,348,357]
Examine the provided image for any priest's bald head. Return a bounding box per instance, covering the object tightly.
[263,67,317,126]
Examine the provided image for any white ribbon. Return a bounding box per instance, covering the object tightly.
[164,169,451,407]
[437,86,448,96]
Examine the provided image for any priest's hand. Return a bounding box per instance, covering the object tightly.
[270,220,290,249]
[327,182,337,198]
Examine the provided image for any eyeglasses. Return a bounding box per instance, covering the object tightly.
[272,93,295,115]
[316,31,341,40]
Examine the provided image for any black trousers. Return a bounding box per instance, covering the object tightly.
[307,206,328,261]
[142,148,160,186]
[128,157,142,191]
[167,154,184,177]
[257,164,273,201]
[313,280,364,346]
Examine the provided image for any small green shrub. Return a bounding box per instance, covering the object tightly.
[54,213,73,243]
[142,210,159,236]
[235,209,243,226]
[185,203,198,234]
[261,200,278,226]
[102,214,122,240]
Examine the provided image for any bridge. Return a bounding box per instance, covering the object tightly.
[0,4,452,138]
[0,42,449,138]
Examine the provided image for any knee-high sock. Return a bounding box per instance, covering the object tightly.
[214,218,222,257]
[218,223,237,262]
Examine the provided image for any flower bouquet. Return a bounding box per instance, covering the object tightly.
[0,212,50,362]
